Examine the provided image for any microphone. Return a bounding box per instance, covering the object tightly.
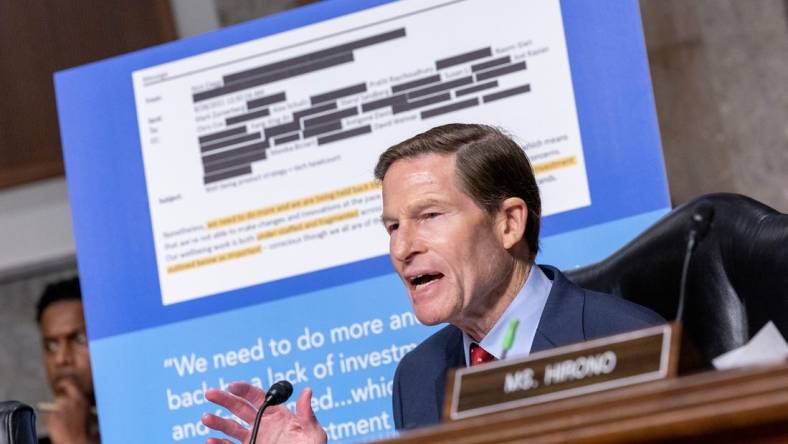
[689,201,714,242]
[249,380,294,444]
[676,201,714,321]
[264,380,293,406]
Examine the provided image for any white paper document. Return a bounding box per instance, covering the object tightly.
[712,321,788,370]
[132,0,591,304]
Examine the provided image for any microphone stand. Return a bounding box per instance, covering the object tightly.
[249,400,271,444]
[676,230,696,322]
[675,202,715,374]
[676,202,714,322]
[248,381,293,444]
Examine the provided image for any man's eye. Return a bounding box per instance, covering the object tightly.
[386,223,399,234]
[44,340,59,354]
[74,332,88,346]
[422,212,441,220]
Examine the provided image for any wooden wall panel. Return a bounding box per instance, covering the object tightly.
[215,0,317,27]
[0,0,176,189]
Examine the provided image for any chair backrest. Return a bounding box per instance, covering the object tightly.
[0,401,37,444]
[565,193,788,365]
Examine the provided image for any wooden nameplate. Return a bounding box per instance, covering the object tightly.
[443,322,680,421]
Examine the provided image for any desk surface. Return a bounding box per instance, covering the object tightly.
[380,363,788,444]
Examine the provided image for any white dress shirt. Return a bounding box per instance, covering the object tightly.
[462,265,553,366]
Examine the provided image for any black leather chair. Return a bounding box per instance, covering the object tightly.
[0,401,37,444]
[565,193,788,367]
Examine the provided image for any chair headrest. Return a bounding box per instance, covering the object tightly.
[0,401,37,444]
[565,193,788,362]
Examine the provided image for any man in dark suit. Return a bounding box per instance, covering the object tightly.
[390,264,664,429]
[201,124,663,442]
[36,277,101,444]
[376,123,664,430]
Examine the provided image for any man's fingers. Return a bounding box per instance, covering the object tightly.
[228,381,266,407]
[201,413,249,442]
[205,388,258,424]
[295,388,318,424]
[294,388,328,442]
[54,377,83,400]
[52,379,88,416]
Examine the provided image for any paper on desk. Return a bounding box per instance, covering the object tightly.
[712,321,788,370]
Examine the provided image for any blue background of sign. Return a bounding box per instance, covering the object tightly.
[55,0,668,442]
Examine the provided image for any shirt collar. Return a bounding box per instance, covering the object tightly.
[462,264,553,366]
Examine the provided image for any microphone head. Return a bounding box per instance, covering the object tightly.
[265,380,293,406]
[689,201,715,241]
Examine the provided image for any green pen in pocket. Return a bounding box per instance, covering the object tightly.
[500,318,520,360]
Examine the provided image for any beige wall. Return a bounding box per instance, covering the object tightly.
[641,0,788,211]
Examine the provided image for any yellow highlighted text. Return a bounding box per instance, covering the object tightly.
[166,245,262,274]
[533,155,577,175]
[207,181,380,229]
[257,210,359,241]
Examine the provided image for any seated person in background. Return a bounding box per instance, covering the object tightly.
[201,124,665,443]
[36,277,100,444]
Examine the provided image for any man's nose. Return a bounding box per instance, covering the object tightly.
[391,223,423,263]
[54,341,74,365]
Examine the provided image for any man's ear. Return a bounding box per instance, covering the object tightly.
[496,197,527,250]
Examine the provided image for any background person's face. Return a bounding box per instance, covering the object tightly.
[40,300,94,398]
[382,153,514,327]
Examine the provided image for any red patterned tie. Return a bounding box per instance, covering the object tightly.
[469,343,497,366]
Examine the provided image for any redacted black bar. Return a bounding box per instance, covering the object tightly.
[475,61,527,82]
[202,140,269,164]
[223,28,406,85]
[198,126,246,144]
[317,125,372,145]
[204,165,252,185]
[455,80,498,97]
[293,102,337,121]
[482,84,531,103]
[203,150,267,175]
[201,132,262,153]
[436,47,492,70]
[471,56,511,72]
[274,133,300,145]
[391,74,441,93]
[421,97,479,119]
[247,92,286,110]
[360,94,407,113]
[303,107,358,128]
[302,121,343,139]
[392,92,451,114]
[265,121,301,139]
[407,76,473,100]
[194,52,354,102]
[311,83,366,105]
[225,108,270,126]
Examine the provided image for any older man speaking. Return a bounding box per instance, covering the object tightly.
[201,124,663,443]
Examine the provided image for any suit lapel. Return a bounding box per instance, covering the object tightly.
[429,267,587,422]
[434,327,465,416]
[532,265,587,352]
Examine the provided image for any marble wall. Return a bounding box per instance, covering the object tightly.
[641,0,788,210]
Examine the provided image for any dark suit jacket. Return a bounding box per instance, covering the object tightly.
[391,265,665,430]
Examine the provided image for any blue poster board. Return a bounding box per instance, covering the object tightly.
[55,0,668,442]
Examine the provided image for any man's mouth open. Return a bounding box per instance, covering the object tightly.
[409,273,444,290]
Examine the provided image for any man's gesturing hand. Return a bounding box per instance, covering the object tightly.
[202,382,327,444]
[45,378,97,444]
